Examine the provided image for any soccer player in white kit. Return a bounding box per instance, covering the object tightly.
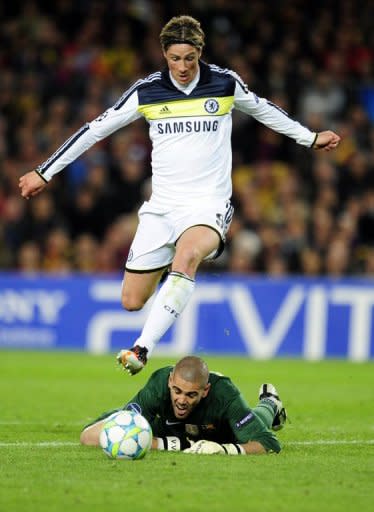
[19,15,341,375]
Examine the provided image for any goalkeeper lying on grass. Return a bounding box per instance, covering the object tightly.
[80,356,287,455]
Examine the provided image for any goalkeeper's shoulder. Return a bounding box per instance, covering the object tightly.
[148,365,173,382]
[141,365,173,396]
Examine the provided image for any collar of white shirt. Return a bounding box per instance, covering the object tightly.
[169,69,201,95]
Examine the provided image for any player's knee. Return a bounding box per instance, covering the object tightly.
[121,292,146,311]
[175,247,202,274]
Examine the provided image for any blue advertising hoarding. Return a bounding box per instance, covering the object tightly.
[0,273,373,360]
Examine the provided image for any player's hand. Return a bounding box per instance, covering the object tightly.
[19,170,48,199]
[184,440,225,455]
[312,131,341,151]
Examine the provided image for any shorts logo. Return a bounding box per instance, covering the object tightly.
[216,213,224,229]
[216,202,234,236]
[204,99,219,114]
[127,249,133,262]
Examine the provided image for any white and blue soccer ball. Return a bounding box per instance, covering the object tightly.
[99,410,152,460]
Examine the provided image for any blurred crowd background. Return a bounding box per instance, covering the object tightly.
[0,0,373,277]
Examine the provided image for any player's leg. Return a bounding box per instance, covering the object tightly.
[118,225,220,375]
[240,385,286,454]
[121,268,166,312]
[118,200,232,375]
[117,268,167,373]
[119,226,220,374]
[255,383,287,431]
[117,205,176,374]
[172,224,221,276]
[135,225,220,343]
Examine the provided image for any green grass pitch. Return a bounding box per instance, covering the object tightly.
[1,351,373,512]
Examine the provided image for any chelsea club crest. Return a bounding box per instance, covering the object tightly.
[204,99,219,114]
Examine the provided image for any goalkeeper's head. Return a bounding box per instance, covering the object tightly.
[168,356,211,420]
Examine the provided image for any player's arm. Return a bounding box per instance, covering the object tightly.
[184,439,264,455]
[19,90,141,199]
[233,82,340,150]
[80,419,107,446]
[19,169,48,199]
[311,130,341,151]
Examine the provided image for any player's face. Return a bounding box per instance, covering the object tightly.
[168,373,210,419]
[163,44,201,86]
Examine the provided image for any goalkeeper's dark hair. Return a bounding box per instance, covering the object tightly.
[160,15,205,52]
[172,356,209,387]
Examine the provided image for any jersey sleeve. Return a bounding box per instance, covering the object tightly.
[233,81,315,147]
[221,390,257,443]
[37,90,142,181]
[210,376,255,443]
[217,379,281,452]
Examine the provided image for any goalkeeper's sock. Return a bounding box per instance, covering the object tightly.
[134,271,195,355]
[253,401,277,429]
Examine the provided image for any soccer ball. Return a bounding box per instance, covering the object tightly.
[99,410,152,460]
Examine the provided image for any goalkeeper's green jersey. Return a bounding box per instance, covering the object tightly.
[123,366,280,453]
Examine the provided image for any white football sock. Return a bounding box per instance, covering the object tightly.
[135,271,195,355]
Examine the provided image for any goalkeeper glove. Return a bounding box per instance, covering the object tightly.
[184,439,245,455]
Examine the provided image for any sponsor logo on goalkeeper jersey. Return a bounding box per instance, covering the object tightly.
[157,120,219,134]
[165,419,182,425]
[185,423,216,436]
[235,411,254,428]
[185,424,200,436]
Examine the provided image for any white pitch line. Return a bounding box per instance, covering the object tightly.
[0,440,373,447]
[0,441,79,447]
[0,421,87,426]
[289,440,374,446]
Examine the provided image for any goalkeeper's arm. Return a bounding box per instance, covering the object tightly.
[151,437,267,455]
[184,439,267,455]
[151,436,191,452]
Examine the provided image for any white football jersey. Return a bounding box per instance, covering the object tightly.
[37,61,315,210]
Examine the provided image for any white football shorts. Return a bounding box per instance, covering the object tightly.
[125,199,234,272]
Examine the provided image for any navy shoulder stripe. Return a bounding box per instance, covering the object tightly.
[113,72,162,110]
[209,64,248,94]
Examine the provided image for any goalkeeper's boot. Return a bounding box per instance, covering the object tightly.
[117,345,148,375]
[259,383,287,431]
